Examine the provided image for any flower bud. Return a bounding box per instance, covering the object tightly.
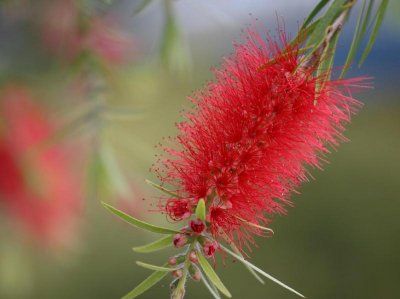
[192,270,201,282]
[189,218,205,234]
[173,233,187,248]
[188,251,198,263]
[203,241,218,257]
[168,256,177,266]
[172,269,183,278]
[189,264,201,282]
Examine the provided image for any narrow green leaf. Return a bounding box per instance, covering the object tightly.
[235,216,274,235]
[306,0,348,48]
[102,107,144,122]
[132,235,173,253]
[34,101,99,153]
[359,0,389,66]
[160,0,191,74]
[301,0,331,30]
[100,144,131,199]
[340,0,374,77]
[291,20,320,47]
[340,0,367,77]
[359,0,375,41]
[145,179,179,198]
[102,202,180,234]
[222,233,265,285]
[356,0,376,54]
[197,249,232,298]
[136,261,178,272]
[220,245,305,298]
[132,0,153,16]
[201,272,221,299]
[195,199,206,221]
[122,270,168,299]
[316,29,340,87]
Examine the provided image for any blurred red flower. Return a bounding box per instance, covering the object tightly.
[0,86,83,248]
[40,0,82,61]
[156,29,367,248]
[84,18,134,65]
[40,0,134,65]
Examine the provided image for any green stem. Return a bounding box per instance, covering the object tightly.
[171,242,196,299]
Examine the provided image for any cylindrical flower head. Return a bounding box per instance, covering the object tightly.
[156,28,367,248]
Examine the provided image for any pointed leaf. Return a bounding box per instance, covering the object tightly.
[122,270,168,299]
[316,29,340,88]
[197,249,232,298]
[306,0,348,48]
[100,144,131,199]
[235,217,274,235]
[132,235,173,253]
[145,179,179,198]
[359,0,389,66]
[220,245,305,298]
[136,261,178,272]
[291,20,320,47]
[201,272,221,299]
[223,234,265,285]
[160,0,192,74]
[301,0,331,30]
[340,0,373,77]
[102,107,144,122]
[358,0,375,42]
[195,199,206,221]
[102,202,180,234]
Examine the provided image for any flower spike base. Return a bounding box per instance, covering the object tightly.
[103,189,305,299]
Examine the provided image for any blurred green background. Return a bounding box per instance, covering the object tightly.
[0,1,399,299]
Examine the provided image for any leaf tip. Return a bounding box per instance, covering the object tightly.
[195,198,206,221]
[101,201,112,210]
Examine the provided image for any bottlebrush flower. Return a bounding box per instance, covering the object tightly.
[0,86,83,249]
[155,29,367,249]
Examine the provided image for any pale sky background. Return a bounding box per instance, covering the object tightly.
[119,0,399,90]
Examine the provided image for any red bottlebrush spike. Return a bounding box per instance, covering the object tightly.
[155,27,368,250]
[189,219,205,234]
